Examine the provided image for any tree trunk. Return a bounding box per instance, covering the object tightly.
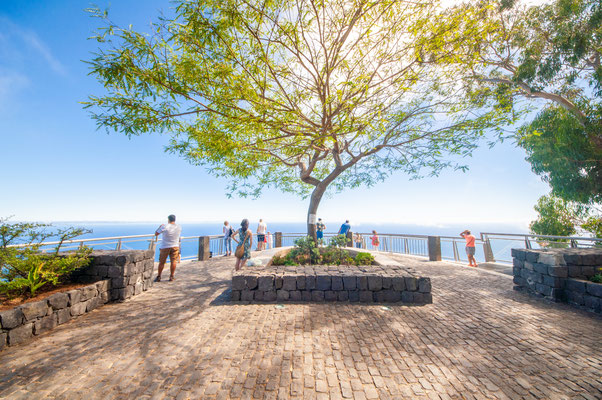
[306,184,328,244]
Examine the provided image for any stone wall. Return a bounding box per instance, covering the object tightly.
[72,249,155,302]
[0,249,156,349]
[512,248,602,313]
[0,279,111,349]
[231,265,432,304]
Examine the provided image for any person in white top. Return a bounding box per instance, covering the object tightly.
[223,221,233,256]
[256,219,267,251]
[154,214,182,282]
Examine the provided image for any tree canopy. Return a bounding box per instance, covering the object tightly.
[85,0,513,236]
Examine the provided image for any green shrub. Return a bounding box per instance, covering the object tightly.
[354,252,375,266]
[0,217,92,299]
[591,274,602,284]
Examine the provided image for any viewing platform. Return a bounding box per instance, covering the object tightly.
[0,252,600,399]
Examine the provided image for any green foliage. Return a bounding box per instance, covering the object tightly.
[529,195,577,238]
[0,217,92,299]
[590,273,602,283]
[85,0,514,235]
[354,252,375,266]
[518,107,602,204]
[581,216,602,238]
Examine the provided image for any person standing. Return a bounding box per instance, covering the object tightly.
[370,230,380,249]
[223,221,233,256]
[460,229,478,267]
[338,220,351,235]
[316,218,326,245]
[154,214,182,282]
[266,231,272,249]
[354,232,363,248]
[256,218,267,251]
[233,219,253,271]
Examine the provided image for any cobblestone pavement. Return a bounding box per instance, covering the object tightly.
[0,254,600,400]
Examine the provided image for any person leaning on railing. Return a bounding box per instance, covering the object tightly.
[460,230,478,268]
[154,214,182,282]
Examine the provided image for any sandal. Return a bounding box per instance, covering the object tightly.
[169,276,175,281]
[154,276,161,282]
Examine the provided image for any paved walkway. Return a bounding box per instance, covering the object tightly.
[0,254,600,400]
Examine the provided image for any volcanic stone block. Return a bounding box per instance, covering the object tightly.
[513,258,525,268]
[277,290,290,301]
[536,284,552,297]
[418,278,431,293]
[359,291,373,303]
[348,291,360,302]
[70,302,87,317]
[305,275,316,290]
[282,276,297,291]
[566,279,586,293]
[316,275,331,291]
[134,282,143,295]
[20,301,49,321]
[232,275,246,290]
[525,251,539,263]
[112,276,128,288]
[245,276,258,290]
[296,276,306,290]
[584,295,600,311]
[254,291,264,301]
[367,276,383,291]
[107,265,123,278]
[582,253,600,265]
[301,291,312,302]
[562,253,581,265]
[258,275,274,291]
[0,308,24,329]
[511,248,527,261]
[264,291,277,302]
[567,291,584,305]
[586,282,602,297]
[513,276,526,286]
[331,276,343,291]
[543,275,564,289]
[343,276,357,290]
[401,291,414,303]
[358,276,368,290]
[115,255,128,266]
[391,277,406,291]
[374,291,386,302]
[568,266,583,278]
[325,291,337,301]
[47,293,69,310]
[311,290,325,302]
[8,323,34,345]
[231,290,241,301]
[338,291,349,301]
[275,276,283,289]
[0,332,6,350]
[413,292,426,304]
[384,290,401,302]
[539,253,565,266]
[34,314,57,335]
[382,276,392,289]
[548,266,568,278]
[289,291,302,301]
[404,277,417,292]
[533,263,549,274]
[241,290,254,301]
[96,280,110,292]
[126,285,135,298]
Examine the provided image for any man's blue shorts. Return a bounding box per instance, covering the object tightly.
[317,231,323,239]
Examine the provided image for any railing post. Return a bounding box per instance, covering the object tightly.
[452,241,459,261]
[116,238,122,251]
[525,237,532,249]
[483,239,495,262]
[427,236,441,261]
[198,236,210,261]
[404,238,409,254]
[275,232,282,248]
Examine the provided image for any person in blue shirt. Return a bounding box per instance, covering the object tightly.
[338,220,351,235]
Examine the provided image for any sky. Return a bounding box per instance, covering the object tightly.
[0,0,551,231]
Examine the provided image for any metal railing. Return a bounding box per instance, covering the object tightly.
[8,231,600,264]
[480,232,602,263]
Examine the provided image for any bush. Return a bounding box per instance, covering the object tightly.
[591,274,602,284]
[354,252,375,266]
[0,217,92,298]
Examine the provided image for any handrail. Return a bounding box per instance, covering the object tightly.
[480,232,602,242]
[7,233,158,248]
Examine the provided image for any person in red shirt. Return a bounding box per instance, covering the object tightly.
[460,230,478,267]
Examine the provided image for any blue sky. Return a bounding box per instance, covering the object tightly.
[0,1,551,230]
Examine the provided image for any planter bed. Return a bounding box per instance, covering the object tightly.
[231,264,432,304]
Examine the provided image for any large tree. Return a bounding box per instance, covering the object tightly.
[85,0,510,238]
[437,0,601,203]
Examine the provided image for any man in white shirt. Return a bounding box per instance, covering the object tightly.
[256,219,267,251]
[155,214,182,282]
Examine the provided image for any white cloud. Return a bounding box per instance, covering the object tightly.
[0,69,29,106]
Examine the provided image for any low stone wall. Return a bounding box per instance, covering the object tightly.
[73,249,155,302]
[0,279,111,349]
[231,265,432,304]
[0,249,156,349]
[512,248,602,313]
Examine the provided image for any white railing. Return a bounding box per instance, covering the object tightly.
[8,231,600,264]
